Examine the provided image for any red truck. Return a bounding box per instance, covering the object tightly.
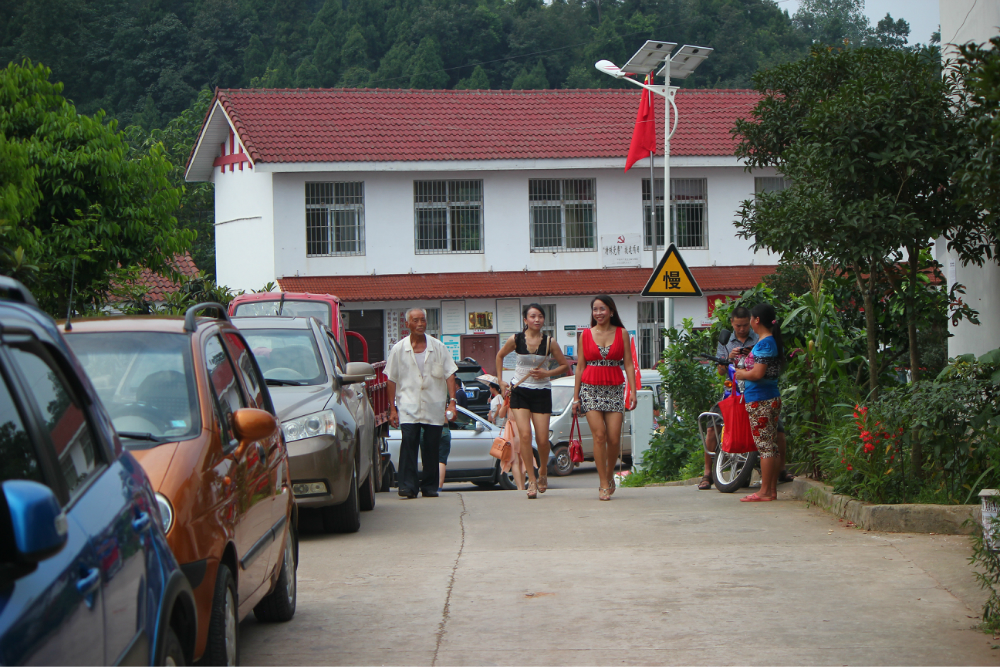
[229,292,392,478]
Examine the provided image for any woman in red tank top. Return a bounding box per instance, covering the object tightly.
[572,295,637,501]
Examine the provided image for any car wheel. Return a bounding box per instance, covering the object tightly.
[374,439,387,493]
[359,462,376,512]
[205,564,238,666]
[322,461,361,533]
[160,627,185,666]
[550,445,574,477]
[496,462,518,490]
[253,526,297,622]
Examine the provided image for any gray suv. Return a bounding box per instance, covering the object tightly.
[232,316,378,533]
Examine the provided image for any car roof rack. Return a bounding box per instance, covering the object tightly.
[184,302,232,332]
[0,276,39,308]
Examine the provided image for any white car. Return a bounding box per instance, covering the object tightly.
[385,406,551,490]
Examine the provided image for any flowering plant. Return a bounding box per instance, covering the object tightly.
[826,401,906,503]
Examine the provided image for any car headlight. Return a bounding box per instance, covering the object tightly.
[282,410,337,443]
[155,493,173,534]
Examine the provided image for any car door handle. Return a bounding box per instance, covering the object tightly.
[132,512,151,533]
[77,567,101,601]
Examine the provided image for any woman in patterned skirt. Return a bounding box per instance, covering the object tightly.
[734,302,785,502]
[572,295,637,501]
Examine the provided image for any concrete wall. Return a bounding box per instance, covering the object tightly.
[938,0,1000,357]
[214,165,276,292]
[260,164,779,282]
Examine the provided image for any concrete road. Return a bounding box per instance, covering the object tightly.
[240,469,998,665]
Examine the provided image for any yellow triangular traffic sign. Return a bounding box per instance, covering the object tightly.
[641,244,702,297]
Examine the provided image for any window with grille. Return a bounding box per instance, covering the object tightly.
[538,304,560,370]
[642,178,708,250]
[414,180,483,253]
[306,182,365,256]
[426,308,441,339]
[529,179,596,252]
[637,301,664,369]
[755,176,791,195]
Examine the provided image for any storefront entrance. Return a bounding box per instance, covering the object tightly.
[461,335,499,374]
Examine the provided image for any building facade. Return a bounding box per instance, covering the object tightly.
[187,88,778,373]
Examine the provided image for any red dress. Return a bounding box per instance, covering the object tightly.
[579,328,626,412]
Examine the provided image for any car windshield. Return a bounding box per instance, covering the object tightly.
[456,370,482,383]
[233,300,331,323]
[67,332,200,445]
[240,329,327,385]
[551,385,575,414]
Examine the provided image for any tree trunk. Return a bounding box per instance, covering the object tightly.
[907,245,921,384]
[858,263,879,401]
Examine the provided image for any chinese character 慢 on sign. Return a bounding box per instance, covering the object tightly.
[666,270,681,289]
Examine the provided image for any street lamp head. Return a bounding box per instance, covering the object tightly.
[594,60,624,79]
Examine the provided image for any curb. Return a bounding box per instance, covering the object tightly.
[643,476,702,487]
[787,477,980,534]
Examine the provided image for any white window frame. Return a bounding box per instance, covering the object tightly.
[414,180,484,254]
[529,179,597,252]
[305,182,366,256]
[642,178,708,250]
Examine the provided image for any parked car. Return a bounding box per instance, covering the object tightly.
[454,357,491,417]
[231,316,379,534]
[65,303,296,666]
[0,278,197,666]
[385,406,552,489]
[547,372,664,477]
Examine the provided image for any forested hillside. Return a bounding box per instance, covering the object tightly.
[1,0,915,130]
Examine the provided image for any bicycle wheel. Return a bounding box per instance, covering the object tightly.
[714,440,758,493]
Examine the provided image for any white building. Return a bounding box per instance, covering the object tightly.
[938,0,1000,356]
[186,88,778,373]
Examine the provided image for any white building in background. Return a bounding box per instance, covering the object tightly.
[186,88,779,373]
[938,0,1000,356]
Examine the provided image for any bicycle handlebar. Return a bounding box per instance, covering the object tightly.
[696,353,731,366]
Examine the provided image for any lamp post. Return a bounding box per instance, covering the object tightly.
[596,41,711,361]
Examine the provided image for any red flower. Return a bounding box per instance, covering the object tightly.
[841,458,846,464]
[757,417,768,426]
[864,443,875,454]
[847,465,853,471]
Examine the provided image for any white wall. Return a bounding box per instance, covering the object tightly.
[214,166,276,292]
[265,165,779,282]
[939,0,1000,357]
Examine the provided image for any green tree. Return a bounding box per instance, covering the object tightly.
[243,34,269,84]
[295,56,322,88]
[0,61,194,314]
[455,65,490,90]
[409,36,447,89]
[511,59,548,90]
[793,0,872,46]
[734,46,964,397]
[370,39,414,87]
[313,30,340,87]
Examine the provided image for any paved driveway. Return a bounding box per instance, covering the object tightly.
[240,473,998,665]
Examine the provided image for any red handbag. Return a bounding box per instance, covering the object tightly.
[568,412,585,463]
[719,391,757,454]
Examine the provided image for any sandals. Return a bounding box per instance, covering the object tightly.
[608,476,616,496]
[599,486,611,501]
[697,475,712,490]
[526,482,538,499]
[537,473,547,494]
[739,493,774,502]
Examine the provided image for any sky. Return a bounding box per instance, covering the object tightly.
[780,0,942,45]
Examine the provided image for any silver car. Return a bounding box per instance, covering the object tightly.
[386,407,549,490]
[547,371,664,476]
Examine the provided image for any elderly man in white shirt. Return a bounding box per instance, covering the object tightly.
[386,307,459,498]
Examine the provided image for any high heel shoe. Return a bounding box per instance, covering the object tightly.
[537,472,547,494]
[608,476,616,496]
[599,486,611,501]
[526,481,538,499]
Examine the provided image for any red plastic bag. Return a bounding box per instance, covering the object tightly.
[719,391,756,454]
[569,412,585,463]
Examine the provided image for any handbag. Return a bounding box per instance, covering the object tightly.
[719,391,756,454]
[490,399,513,462]
[568,411,585,463]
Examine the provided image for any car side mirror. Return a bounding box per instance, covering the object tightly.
[340,361,374,384]
[231,408,278,445]
[2,480,68,566]
[474,421,486,433]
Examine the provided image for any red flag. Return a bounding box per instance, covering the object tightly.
[624,73,657,173]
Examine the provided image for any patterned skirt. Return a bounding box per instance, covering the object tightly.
[580,382,625,413]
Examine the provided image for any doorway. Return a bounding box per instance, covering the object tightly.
[344,310,385,363]
[460,335,499,374]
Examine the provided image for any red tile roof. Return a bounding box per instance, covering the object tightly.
[210,88,759,165]
[276,266,776,302]
[114,253,201,301]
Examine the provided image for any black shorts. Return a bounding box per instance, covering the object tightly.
[509,386,552,414]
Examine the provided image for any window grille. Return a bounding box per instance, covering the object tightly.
[755,176,791,195]
[426,308,441,339]
[529,179,596,252]
[539,304,560,369]
[414,180,483,253]
[637,300,664,369]
[306,182,365,256]
[642,178,708,250]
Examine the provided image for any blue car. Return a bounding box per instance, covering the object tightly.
[0,279,197,665]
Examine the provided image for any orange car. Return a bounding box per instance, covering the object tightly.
[63,304,296,665]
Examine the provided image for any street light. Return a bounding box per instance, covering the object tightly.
[596,40,711,401]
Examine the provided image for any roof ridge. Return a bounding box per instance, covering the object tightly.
[216,87,759,96]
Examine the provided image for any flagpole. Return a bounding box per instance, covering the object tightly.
[663,63,674,416]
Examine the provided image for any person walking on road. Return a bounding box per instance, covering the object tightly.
[573,295,637,501]
[386,308,458,498]
[734,303,785,502]
[496,303,569,499]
